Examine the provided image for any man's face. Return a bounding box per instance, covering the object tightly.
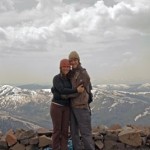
[69,58,79,69]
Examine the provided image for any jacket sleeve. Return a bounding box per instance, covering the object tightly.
[61,93,80,99]
[53,75,77,94]
[80,69,91,93]
[82,70,90,85]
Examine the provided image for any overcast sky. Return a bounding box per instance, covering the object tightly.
[0,0,150,85]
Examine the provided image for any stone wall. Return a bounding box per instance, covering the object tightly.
[93,124,150,150]
[0,124,150,150]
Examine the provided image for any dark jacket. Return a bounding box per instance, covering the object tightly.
[51,73,77,106]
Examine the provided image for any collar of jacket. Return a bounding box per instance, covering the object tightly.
[59,73,67,79]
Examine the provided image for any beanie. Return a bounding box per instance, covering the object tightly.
[60,59,70,68]
[69,51,80,61]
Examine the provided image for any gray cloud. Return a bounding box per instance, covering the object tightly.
[0,0,150,84]
[0,28,7,40]
[0,0,14,12]
[13,0,37,11]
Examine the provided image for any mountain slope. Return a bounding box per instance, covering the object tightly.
[0,84,150,132]
[91,84,150,126]
[0,113,41,133]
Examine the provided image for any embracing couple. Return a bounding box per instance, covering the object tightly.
[50,51,95,150]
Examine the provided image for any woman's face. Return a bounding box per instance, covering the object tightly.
[61,66,70,75]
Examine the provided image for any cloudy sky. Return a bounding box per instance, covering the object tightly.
[0,0,150,85]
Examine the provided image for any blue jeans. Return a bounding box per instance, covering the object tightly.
[70,107,95,150]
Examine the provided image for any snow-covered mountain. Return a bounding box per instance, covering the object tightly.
[0,112,41,133]
[137,83,150,92]
[0,85,52,132]
[0,84,150,132]
[91,84,150,126]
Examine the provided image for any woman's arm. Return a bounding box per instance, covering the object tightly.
[61,93,80,99]
[53,75,77,94]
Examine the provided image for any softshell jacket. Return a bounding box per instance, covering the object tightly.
[70,65,91,108]
[51,74,77,106]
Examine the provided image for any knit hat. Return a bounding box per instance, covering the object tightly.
[60,59,70,68]
[69,51,80,61]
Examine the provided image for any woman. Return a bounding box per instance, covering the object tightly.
[50,58,84,150]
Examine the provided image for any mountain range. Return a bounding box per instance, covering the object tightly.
[0,83,150,133]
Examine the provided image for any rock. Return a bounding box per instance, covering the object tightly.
[109,124,122,130]
[37,128,52,137]
[0,135,8,149]
[104,140,125,150]
[38,135,52,147]
[118,129,142,147]
[9,143,25,150]
[29,136,39,145]
[95,140,104,149]
[5,129,17,147]
[25,145,39,150]
[20,138,29,145]
[104,131,118,141]
[16,129,36,141]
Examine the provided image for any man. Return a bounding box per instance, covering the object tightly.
[68,51,95,150]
